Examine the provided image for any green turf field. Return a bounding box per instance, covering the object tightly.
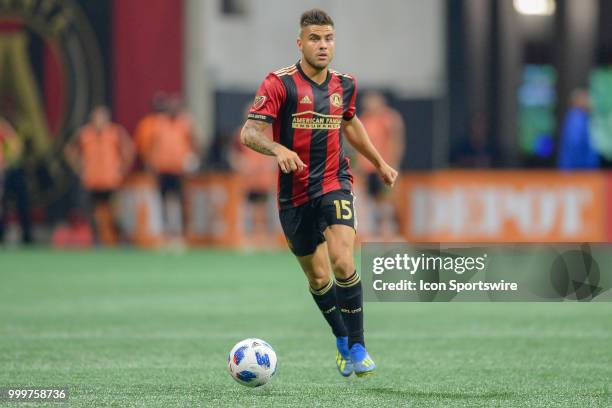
[1,249,611,407]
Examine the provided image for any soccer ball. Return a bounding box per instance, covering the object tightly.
[227,338,277,387]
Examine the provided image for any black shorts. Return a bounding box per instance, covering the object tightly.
[366,172,385,197]
[158,173,182,197]
[90,190,113,205]
[279,189,356,257]
[247,190,268,203]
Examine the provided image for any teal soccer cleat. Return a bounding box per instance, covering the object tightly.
[335,336,354,377]
[350,343,376,377]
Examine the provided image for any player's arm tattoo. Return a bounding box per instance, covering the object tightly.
[241,119,305,173]
[240,119,280,156]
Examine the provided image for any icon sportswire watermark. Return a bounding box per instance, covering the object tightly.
[361,243,612,302]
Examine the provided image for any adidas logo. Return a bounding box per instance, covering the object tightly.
[299,95,312,104]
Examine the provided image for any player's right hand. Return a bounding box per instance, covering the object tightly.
[273,145,307,174]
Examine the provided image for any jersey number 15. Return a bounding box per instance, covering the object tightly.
[333,199,353,220]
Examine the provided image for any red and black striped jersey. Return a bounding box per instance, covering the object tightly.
[248,62,357,210]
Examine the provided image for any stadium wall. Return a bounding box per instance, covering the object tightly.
[194,0,445,96]
[112,0,183,133]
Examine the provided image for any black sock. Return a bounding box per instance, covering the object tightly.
[335,271,364,348]
[310,279,348,338]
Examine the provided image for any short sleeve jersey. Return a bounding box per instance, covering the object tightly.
[248,62,357,210]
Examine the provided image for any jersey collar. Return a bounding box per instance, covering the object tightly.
[296,61,331,89]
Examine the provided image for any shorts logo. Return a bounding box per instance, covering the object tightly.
[252,95,266,110]
[330,93,342,108]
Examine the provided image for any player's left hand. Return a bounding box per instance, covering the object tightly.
[377,162,398,187]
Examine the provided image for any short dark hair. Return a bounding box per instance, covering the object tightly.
[300,9,334,28]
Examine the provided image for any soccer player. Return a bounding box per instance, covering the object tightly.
[240,9,397,377]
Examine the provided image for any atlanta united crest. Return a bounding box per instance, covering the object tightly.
[330,93,342,108]
[0,0,105,202]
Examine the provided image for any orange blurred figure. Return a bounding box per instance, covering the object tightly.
[134,92,168,169]
[231,105,276,244]
[358,91,405,237]
[65,106,135,245]
[141,95,200,240]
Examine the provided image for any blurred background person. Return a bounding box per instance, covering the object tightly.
[0,117,19,178]
[230,104,277,246]
[0,115,32,245]
[143,94,200,242]
[558,88,600,170]
[134,91,168,170]
[64,106,135,245]
[358,91,405,238]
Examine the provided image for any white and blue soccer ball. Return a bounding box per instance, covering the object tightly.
[227,338,278,387]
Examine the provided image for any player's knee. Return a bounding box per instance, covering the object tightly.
[330,256,354,278]
[307,273,330,290]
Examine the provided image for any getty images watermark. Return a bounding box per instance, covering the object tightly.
[361,243,612,302]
